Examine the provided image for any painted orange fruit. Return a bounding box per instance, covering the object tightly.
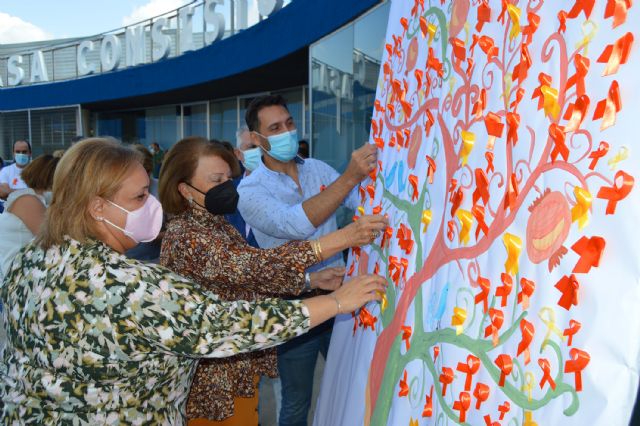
[407,126,423,169]
[406,37,419,73]
[526,190,571,269]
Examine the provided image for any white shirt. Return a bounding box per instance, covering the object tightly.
[0,163,27,190]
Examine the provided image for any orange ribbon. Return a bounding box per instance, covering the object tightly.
[503,233,522,275]
[566,54,590,97]
[495,354,513,387]
[452,307,467,335]
[564,319,582,346]
[450,187,464,217]
[539,358,557,391]
[498,0,508,23]
[466,58,474,78]
[567,0,596,19]
[414,69,423,91]
[476,1,491,32]
[475,276,491,314]
[564,94,590,132]
[532,73,552,109]
[366,184,375,206]
[485,112,505,150]
[426,155,436,184]
[456,209,474,245]
[498,401,511,420]
[504,173,519,212]
[474,382,490,409]
[472,88,487,118]
[401,325,412,351]
[598,32,634,76]
[396,224,414,255]
[457,355,481,391]
[605,0,632,28]
[478,35,499,60]
[447,220,456,242]
[419,15,428,38]
[510,87,525,112]
[425,109,435,136]
[473,205,489,240]
[453,392,471,423]
[408,174,419,201]
[558,10,568,33]
[440,367,454,396]
[359,307,377,331]
[472,171,489,207]
[484,415,500,426]
[451,37,466,63]
[597,170,634,214]
[571,186,592,230]
[564,348,590,391]
[380,226,393,248]
[517,319,535,365]
[400,17,409,37]
[523,12,540,45]
[372,205,382,215]
[506,112,520,146]
[571,236,605,273]
[434,346,440,361]
[555,275,580,311]
[422,385,434,417]
[518,278,536,309]
[593,80,622,130]
[485,308,504,346]
[426,47,444,77]
[485,151,495,173]
[496,273,513,307]
[549,123,569,162]
[588,141,609,170]
[398,370,409,397]
[388,256,407,286]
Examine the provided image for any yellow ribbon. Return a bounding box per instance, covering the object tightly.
[507,4,522,41]
[422,210,432,232]
[575,19,598,55]
[523,411,538,426]
[428,23,437,46]
[608,146,630,170]
[451,307,467,335]
[540,85,561,119]
[357,206,365,216]
[571,187,592,230]
[538,306,567,347]
[501,72,513,104]
[521,372,535,402]
[409,418,419,426]
[449,76,457,97]
[456,209,474,245]
[378,291,388,312]
[503,233,522,275]
[459,130,475,166]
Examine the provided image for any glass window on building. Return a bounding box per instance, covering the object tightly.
[310,1,390,172]
[182,103,209,139]
[30,107,78,156]
[272,87,306,140]
[145,106,180,150]
[210,98,239,143]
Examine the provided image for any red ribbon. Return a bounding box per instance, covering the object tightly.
[380,226,393,248]
[359,307,377,331]
[588,141,609,170]
[472,88,487,117]
[449,178,458,199]
[475,276,491,314]
[496,273,513,307]
[478,36,499,60]
[398,370,409,397]
[485,151,495,173]
[434,346,440,361]
[476,1,491,32]
[532,73,553,110]
[523,12,540,45]
[453,392,471,423]
[495,354,513,387]
[388,256,402,286]
[485,112,505,137]
[549,123,569,162]
[473,205,489,240]
[396,224,415,255]
[473,168,490,207]
[426,156,436,184]
[450,187,464,217]
[366,184,376,205]
[593,80,622,130]
[558,10,568,33]
[422,385,433,417]
[512,44,532,83]
[564,348,590,391]
[597,32,634,76]
[409,174,419,201]
[426,47,444,77]
[517,319,535,365]
[447,220,456,241]
[372,205,382,215]
[566,54,590,97]
[518,277,536,309]
[485,308,504,347]
[484,415,500,426]
[571,236,606,273]
[564,319,582,346]
[555,274,580,311]
[563,94,590,132]
[566,0,596,19]
[605,0,632,28]
[498,401,510,420]
[415,69,423,91]
[401,325,412,351]
[510,88,525,112]
[400,17,409,37]
[451,37,466,64]
[439,367,454,396]
[597,170,634,214]
[497,0,508,23]
[466,57,474,77]
[506,112,520,146]
[504,173,519,212]
[539,358,557,390]
[474,382,490,409]
[456,355,481,391]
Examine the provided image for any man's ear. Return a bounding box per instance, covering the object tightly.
[251,131,270,151]
[88,196,105,221]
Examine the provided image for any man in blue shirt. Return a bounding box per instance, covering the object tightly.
[238,95,377,426]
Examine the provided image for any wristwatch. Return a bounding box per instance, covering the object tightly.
[303,272,312,292]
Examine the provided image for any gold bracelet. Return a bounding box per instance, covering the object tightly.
[310,240,320,261]
[316,240,324,261]
[329,293,342,315]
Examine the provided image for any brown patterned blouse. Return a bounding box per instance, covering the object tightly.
[160,207,318,420]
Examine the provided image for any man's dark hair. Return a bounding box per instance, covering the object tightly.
[245,94,289,132]
[14,140,31,153]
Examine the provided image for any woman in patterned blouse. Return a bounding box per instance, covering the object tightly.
[158,137,387,422]
[0,138,386,425]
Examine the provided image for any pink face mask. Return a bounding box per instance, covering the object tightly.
[103,195,163,243]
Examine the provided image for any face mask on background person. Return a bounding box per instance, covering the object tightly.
[101,195,163,243]
[187,180,239,215]
[14,153,30,166]
[242,147,262,172]
[256,129,299,162]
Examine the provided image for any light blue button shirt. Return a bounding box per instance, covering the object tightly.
[238,157,359,272]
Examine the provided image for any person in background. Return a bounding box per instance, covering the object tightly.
[235,125,263,175]
[158,136,387,424]
[132,144,159,197]
[0,138,385,424]
[297,139,310,159]
[150,142,165,179]
[0,154,59,355]
[0,140,31,200]
[238,95,378,426]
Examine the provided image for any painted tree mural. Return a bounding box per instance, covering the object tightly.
[315,1,639,425]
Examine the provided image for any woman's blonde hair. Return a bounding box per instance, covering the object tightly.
[37,138,142,249]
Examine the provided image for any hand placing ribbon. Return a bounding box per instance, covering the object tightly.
[398,370,409,397]
[571,186,592,230]
[495,354,513,387]
[555,274,580,311]
[453,392,471,423]
[439,367,454,396]
[422,385,433,417]
[572,236,605,273]
[496,273,513,307]
[456,209,474,245]
[456,355,481,391]
[588,141,609,170]
[565,348,590,391]
[564,319,582,346]
[503,233,523,275]
[597,170,634,214]
[475,276,491,314]
[474,382,490,409]
[451,307,467,335]
[538,358,557,390]
[517,319,535,365]
[518,277,536,309]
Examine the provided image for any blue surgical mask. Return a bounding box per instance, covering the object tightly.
[14,153,30,166]
[257,129,299,162]
[242,147,262,172]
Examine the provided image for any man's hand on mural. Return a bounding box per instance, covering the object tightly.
[345,143,378,184]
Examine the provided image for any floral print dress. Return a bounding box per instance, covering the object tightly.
[0,237,310,425]
[160,208,319,420]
